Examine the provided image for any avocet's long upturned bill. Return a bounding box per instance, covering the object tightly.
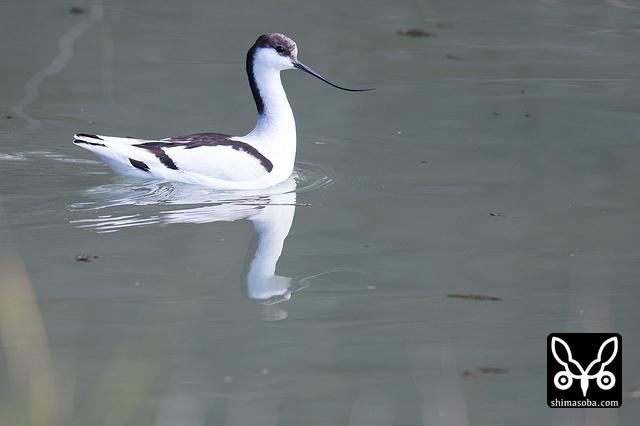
[73,33,371,189]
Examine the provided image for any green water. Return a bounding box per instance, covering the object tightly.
[1,0,639,424]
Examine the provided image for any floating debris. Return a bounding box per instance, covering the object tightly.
[446,293,502,301]
[69,6,87,14]
[397,29,437,38]
[463,367,509,377]
[75,254,98,262]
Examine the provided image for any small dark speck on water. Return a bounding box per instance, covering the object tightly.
[447,293,502,301]
[397,29,437,38]
[69,6,87,15]
[76,254,98,262]
[463,367,509,377]
[489,211,506,217]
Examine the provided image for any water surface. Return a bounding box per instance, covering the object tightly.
[1,0,640,424]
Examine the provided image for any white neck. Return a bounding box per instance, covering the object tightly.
[245,67,296,142]
[243,46,297,142]
[240,48,298,183]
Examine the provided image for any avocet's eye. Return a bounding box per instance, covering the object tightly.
[275,45,285,54]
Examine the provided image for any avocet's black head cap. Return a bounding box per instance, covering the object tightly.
[251,33,298,59]
[247,33,373,93]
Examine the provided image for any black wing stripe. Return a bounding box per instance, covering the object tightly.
[74,139,107,147]
[134,144,179,170]
[76,133,104,140]
[74,133,106,147]
[129,158,150,171]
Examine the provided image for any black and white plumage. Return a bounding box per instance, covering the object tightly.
[73,33,371,189]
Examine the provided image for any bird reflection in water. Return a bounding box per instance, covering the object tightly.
[69,176,352,313]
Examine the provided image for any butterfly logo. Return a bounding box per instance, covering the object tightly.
[551,335,618,397]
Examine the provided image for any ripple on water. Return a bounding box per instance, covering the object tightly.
[294,161,372,205]
[0,152,28,161]
[67,161,371,232]
[68,179,294,231]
